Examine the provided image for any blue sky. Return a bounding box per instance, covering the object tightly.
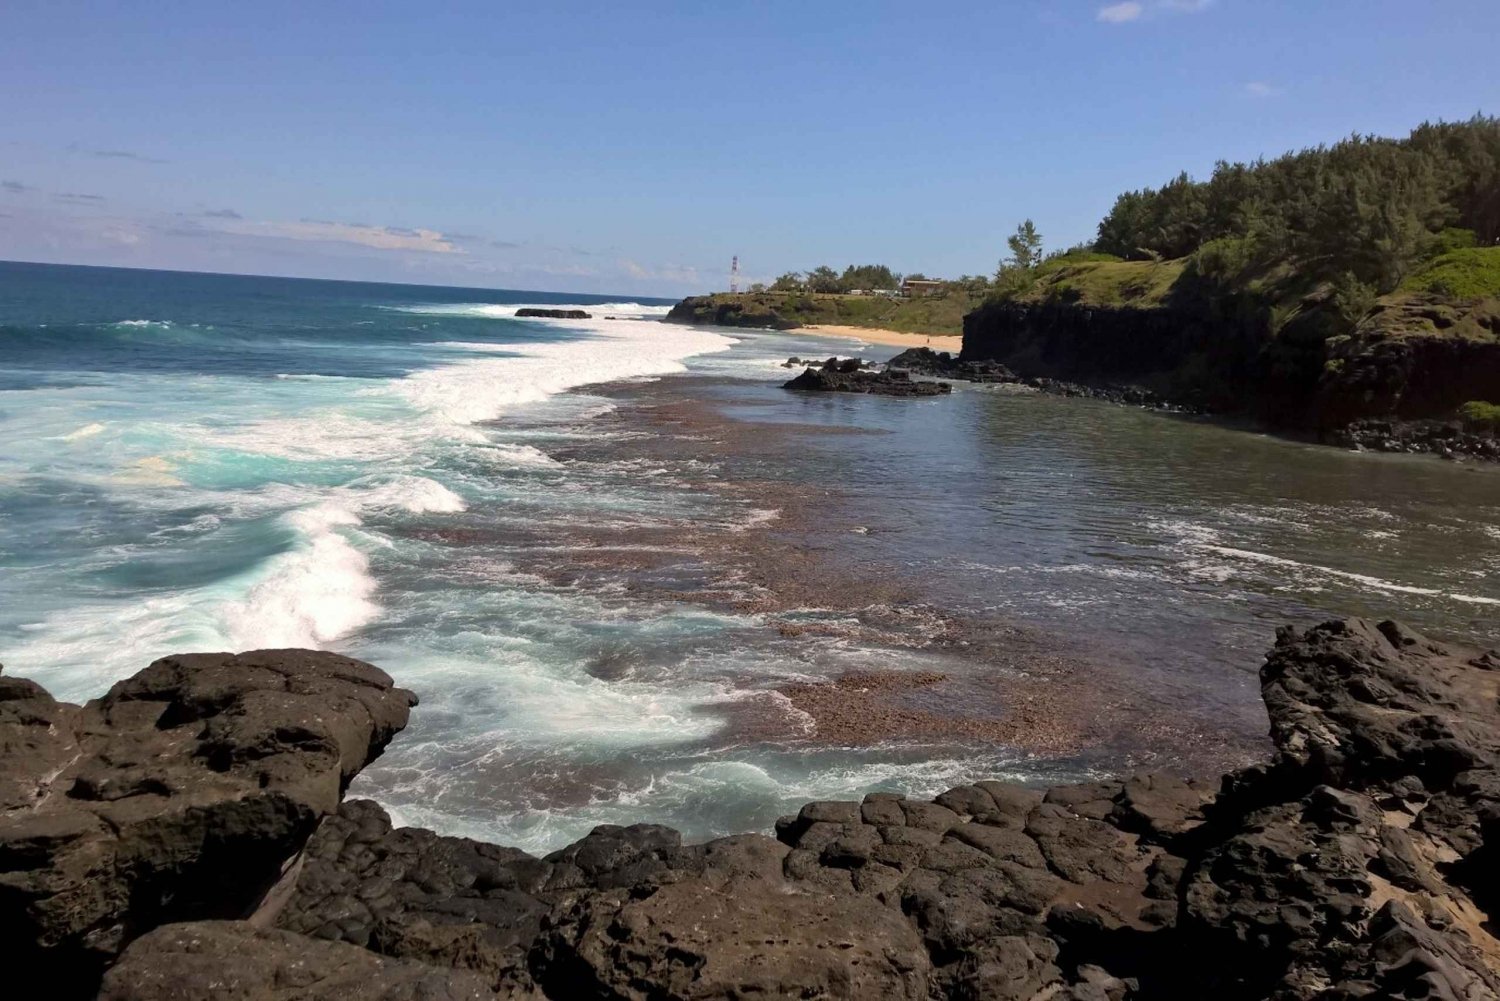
[2,1,1496,297]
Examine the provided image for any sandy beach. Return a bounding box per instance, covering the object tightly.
[798,323,964,349]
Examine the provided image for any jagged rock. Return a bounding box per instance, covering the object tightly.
[9,618,1500,999]
[784,361,952,397]
[0,651,415,997]
[97,921,503,1000]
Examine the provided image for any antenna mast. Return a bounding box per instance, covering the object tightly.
[730,255,740,294]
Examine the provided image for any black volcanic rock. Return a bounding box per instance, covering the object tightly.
[887,346,1018,383]
[515,308,590,319]
[0,651,415,997]
[5,619,1500,999]
[784,358,951,397]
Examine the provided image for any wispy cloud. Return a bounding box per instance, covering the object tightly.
[90,149,168,164]
[53,192,107,204]
[620,258,700,283]
[202,208,242,219]
[1098,0,1212,22]
[1244,81,1283,98]
[1097,2,1143,22]
[2,180,34,193]
[66,143,169,164]
[210,217,462,254]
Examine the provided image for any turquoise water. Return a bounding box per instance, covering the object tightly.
[3,261,1498,853]
[0,262,712,696]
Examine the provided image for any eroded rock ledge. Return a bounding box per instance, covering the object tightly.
[4,620,1498,1000]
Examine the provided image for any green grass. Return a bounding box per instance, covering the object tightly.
[1400,247,1500,300]
[1011,259,1187,307]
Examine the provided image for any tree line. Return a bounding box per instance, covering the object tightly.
[1091,114,1500,296]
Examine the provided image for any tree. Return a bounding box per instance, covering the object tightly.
[1005,220,1043,271]
[806,265,842,293]
[839,264,898,291]
[770,272,804,292]
[748,282,767,293]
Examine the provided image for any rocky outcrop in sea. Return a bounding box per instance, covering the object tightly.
[4,619,1498,999]
[784,357,952,397]
[515,309,591,320]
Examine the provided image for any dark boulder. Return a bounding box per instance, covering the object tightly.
[784,361,952,397]
[514,308,590,320]
[0,651,415,997]
[887,346,1018,383]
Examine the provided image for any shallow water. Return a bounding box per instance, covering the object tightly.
[3,262,1497,853]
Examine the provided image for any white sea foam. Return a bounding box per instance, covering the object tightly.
[348,474,468,513]
[1203,544,1500,606]
[113,319,173,328]
[220,503,380,649]
[59,421,107,441]
[489,443,563,468]
[394,322,734,426]
[388,301,673,320]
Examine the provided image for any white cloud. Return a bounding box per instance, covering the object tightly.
[209,218,461,254]
[1244,81,1283,98]
[1097,2,1143,22]
[620,258,701,283]
[1099,0,1212,23]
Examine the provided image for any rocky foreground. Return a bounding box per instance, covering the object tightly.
[3,620,1498,999]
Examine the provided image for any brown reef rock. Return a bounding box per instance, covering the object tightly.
[3,619,1498,999]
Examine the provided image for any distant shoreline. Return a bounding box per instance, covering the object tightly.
[796,323,962,349]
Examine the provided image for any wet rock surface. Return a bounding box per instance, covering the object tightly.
[784,357,952,397]
[6,618,1499,999]
[1331,416,1500,461]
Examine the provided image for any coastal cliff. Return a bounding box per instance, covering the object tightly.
[960,255,1500,456]
[5,620,1499,999]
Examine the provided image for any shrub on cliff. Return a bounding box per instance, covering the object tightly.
[1400,247,1500,300]
[1459,400,1500,431]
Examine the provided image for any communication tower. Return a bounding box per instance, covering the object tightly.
[730,256,740,293]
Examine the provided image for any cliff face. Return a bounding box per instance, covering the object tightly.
[7,620,1500,999]
[1316,296,1500,427]
[961,296,1500,432]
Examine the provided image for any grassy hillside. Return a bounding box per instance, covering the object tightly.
[666,291,979,336]
[1399,246,1500,301]
[1009,258,1186,308]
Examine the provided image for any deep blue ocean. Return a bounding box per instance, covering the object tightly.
[3,261,1498,852]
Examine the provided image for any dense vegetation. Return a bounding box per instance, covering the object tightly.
[766,264,902,294]
[667,289,980,336]
[1091,115,1500,301]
